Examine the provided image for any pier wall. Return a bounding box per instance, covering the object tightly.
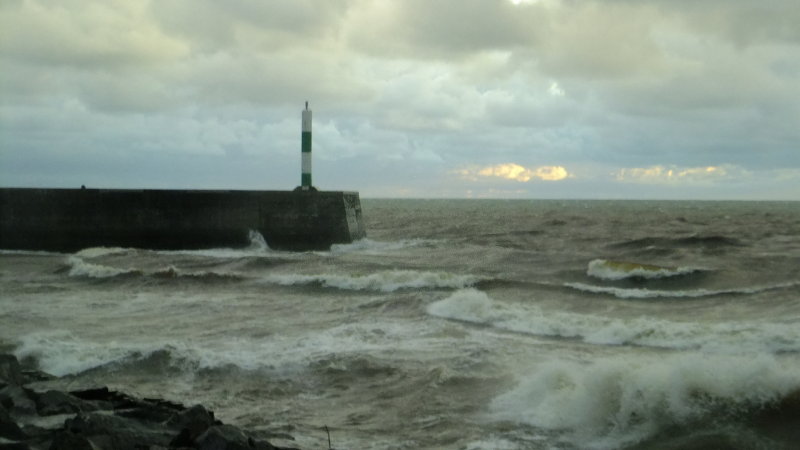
[0,188,365,252]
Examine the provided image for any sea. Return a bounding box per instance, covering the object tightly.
[2,199,799,450]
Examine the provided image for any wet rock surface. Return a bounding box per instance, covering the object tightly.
[0,354,298,450]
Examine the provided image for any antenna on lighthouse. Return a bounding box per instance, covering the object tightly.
[300,101,313,191]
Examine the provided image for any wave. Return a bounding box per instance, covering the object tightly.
[610,234,743,250]
[13,330,157,376]
[0,249,63,256]
[489,353,800,449]
[65,256,243,281]
[155,230,273,259]
[66,256,142,278]
[427,289,800,352]
[564,281,798,299]
[262,270,480,292]
[12,330,259,377]
[328,238,438,254]
[150,265,245,282]
[74,247,132,258]
[587,259,701,281]
[12,319,445,378]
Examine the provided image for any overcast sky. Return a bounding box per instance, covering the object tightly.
[1,0,798,199]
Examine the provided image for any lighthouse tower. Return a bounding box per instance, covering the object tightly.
[300,101,313,190]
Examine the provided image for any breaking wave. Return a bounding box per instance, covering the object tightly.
[587,259,701,281]
[329,238,437,254]
[490,353,800,449]
[12,319,450,378]
[427,289,800,352]
[74,247,132,258]
[564,281,798,299]
[64,256,243,281]
[262,270,480,292]
[156,230,272,259]
[66,256,142,278]
[610,234,743,250]
[13,330,156,376]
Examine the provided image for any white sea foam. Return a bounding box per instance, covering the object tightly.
[263,270,479,292]
[247,229,269,251]
[587,258,699,281]
[490,353,800,449]
[14,329,245,376]
[565,281,798,299]
[155,230,274,259]
[74,247,131,258]
[149,265,242,280]
[13,320,461,377]
[66,256,140,278]
[66,256,241,280]
[184,320,455,371]
[463,437,524,450]
[427,289,800,352]
[14,330,151,376]
[329,238,435,254]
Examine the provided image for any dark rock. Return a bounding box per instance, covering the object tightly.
[0,355,292,450]
[167,404,219,446]
[144,397,184,412]
[70,387,138,410]
[0,386,36,416]
[195,424,282,450]
[19,421,60,440]
[195,425,253,450]
[48,430,101,450]
[116,403,179,424]
[65,413,173,450]
[68,387,112,403]
[121,397,185,424]
[20,370,55,385]
[0,355,24,386]
[35,390,98,416]
[169,427,196,448]
[0,403,26,440]
[0,442,33,450]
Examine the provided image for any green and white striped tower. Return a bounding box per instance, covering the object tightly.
[301,101,312,190]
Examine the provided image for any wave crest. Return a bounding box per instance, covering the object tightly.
[490,353,800,449]
[427,289,800,352]
[564,281,798,299]
[587,259,700,281]
[65,256,242,281]
[610,234,743,250]
[66,256,141,278]
[263,270,479,292]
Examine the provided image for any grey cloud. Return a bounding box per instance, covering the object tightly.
[345,0,537,59]
[0,0,187,69]
[1,0,798,199]
[148,0,350,53]
[658,0,800,47]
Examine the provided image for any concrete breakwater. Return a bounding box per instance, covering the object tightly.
[0,188,365,252]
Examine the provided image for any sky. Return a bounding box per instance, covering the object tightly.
[1,0,798,200]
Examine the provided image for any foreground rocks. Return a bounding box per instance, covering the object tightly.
[0,354,298,450]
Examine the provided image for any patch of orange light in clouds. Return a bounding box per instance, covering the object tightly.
[457,163,569,182]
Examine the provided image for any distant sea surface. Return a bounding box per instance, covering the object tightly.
[2,199,799,449]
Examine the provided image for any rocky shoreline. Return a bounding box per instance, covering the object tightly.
[1,354,299,450]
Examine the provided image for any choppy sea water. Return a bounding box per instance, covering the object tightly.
[2,199,799,449]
